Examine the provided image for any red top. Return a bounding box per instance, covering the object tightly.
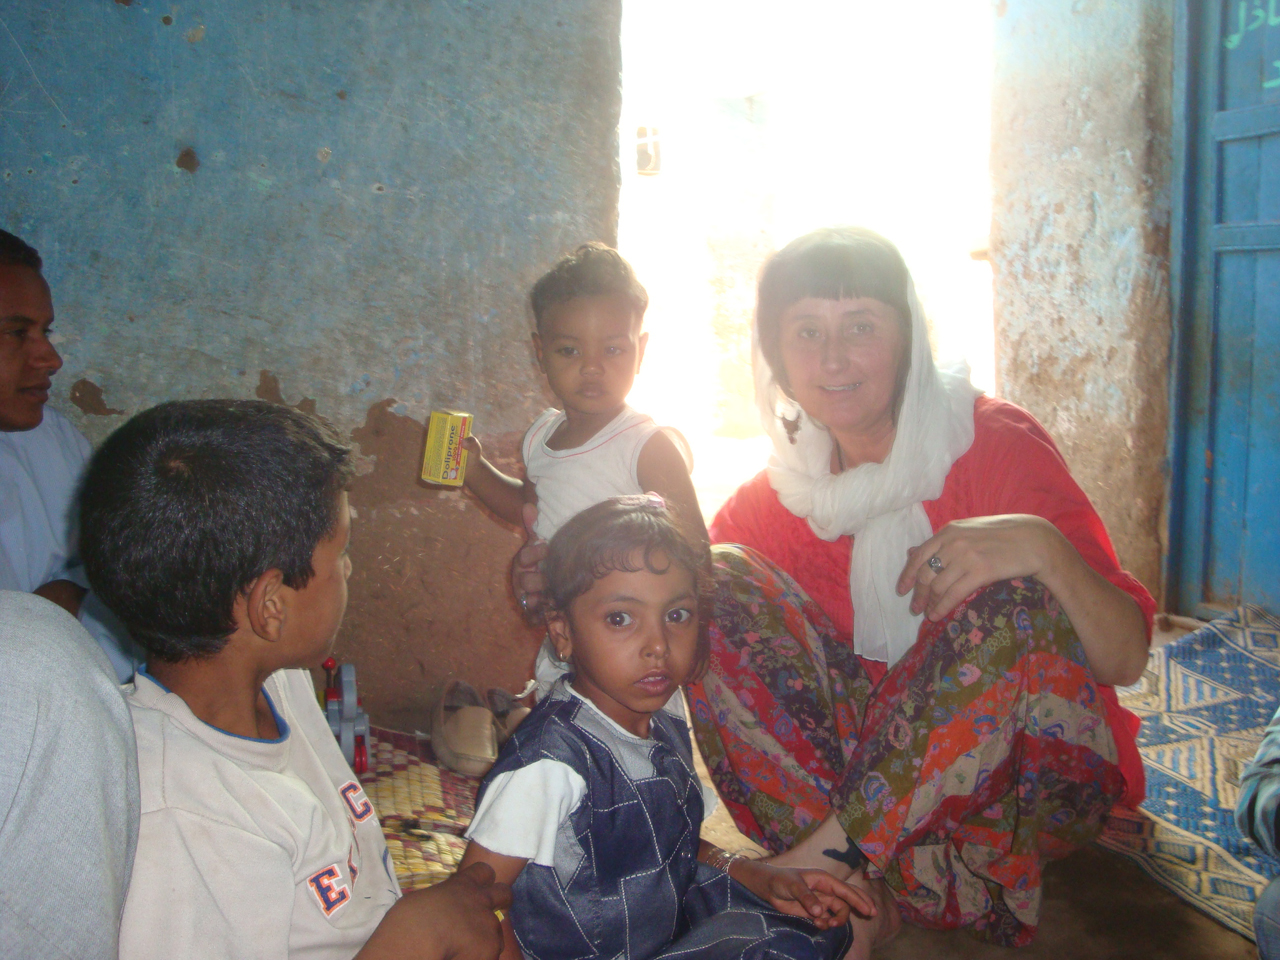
[710,395,1155,806]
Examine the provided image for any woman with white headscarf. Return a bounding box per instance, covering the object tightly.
[687,227,1154,954]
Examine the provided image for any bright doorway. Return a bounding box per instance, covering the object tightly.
[619,1,996,518]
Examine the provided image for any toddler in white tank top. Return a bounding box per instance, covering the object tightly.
[460,244,706,693]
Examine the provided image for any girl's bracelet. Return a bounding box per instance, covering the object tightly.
[705,848,744,874]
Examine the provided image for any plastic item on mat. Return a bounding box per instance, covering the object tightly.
[322,657,370,774]
[431,680,498,777]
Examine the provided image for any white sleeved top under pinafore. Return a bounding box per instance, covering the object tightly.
[521,405,692,542]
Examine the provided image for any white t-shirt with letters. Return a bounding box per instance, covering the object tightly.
[120,668,399,960]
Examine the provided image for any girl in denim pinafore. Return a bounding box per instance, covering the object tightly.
[459,496,874,960]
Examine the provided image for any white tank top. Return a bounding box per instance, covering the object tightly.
[521,405,692,541]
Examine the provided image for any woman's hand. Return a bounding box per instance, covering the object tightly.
[510,503,549,624]
[729,859,875,929]
[896,514,1061,622]
[897,514,1149,686]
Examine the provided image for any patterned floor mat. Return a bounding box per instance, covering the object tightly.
[359,727,479,891]
[1098,605,1280,939]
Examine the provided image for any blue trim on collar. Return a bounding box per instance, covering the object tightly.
[139,667,291,743]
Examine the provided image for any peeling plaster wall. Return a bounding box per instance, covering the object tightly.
[991,0,1172,602]
[2,1,621,729]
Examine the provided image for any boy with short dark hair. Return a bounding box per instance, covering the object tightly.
[80,399,509,960]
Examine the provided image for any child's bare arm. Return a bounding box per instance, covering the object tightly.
[355,861,512,960]
[636,432,708,544]
[461,436,535,527]
[458,840,530,960]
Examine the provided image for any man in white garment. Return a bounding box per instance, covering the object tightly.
[0,228,139,680]
[0,590,139,960]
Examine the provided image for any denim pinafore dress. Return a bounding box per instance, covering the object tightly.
[477,680,853,960]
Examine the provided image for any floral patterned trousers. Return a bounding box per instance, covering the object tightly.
[687,545,1125,946]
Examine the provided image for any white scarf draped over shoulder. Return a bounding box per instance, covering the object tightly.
[756,278,981,666]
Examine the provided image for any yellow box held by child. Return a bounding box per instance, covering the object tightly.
[420,410,472,486]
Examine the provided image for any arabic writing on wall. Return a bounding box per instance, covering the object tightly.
[1223,0,1280,89]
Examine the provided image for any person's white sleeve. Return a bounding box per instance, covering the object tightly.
[49,414,93,586]
[0,549,20,592]
[464,759,585,866]
[119,809,295,960]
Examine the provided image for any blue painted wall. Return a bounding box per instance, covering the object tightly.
[2,1,619,439]
[0,1,622,726]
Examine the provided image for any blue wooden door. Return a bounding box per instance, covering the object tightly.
[1168,1,1280,616]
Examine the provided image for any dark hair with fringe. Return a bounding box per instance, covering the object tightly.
[79,399,356,663]
[0,229,42,272]
[756,226,913,415]
[543,494,711,659]
[530,242,648,332]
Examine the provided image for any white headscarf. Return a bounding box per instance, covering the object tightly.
[756,273,980,666]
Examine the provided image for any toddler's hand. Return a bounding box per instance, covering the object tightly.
[460,437,484,489]
[511,502,549,623]
[732,860,874,929]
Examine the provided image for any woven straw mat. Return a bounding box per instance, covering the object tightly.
[361,727,478,891]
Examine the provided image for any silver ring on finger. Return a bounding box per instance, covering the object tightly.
[927,555,944,573]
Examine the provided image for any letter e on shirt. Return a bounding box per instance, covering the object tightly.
[308,864,352,916]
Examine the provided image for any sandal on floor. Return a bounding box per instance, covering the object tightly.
[430,680,498,777]
[487,687,532,743]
